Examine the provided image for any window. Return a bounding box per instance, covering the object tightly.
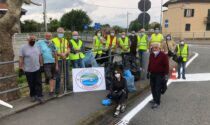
[185,24,191,31]
[184,9,194,17]
[207,23,210,31]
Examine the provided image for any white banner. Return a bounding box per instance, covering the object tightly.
[72,67,106,93]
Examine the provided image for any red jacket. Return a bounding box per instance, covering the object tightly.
[148,51,169,75]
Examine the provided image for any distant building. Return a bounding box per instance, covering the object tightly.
[162,0,210,39]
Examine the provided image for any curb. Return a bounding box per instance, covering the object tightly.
[77,80,150,125]
[0,92,72,120]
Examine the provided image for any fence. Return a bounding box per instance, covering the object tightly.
[163,32,210,40]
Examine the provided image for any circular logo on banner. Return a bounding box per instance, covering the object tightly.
[76,68,103,90]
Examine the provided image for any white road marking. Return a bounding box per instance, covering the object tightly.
[116,52,199,125]
[0,100,13,108]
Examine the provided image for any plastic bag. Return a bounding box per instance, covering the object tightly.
[124,70,136,92]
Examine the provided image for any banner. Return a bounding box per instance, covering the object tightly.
[72,67,106,93]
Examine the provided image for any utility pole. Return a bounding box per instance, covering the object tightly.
[160,0,163,32]
[43,0,47,32]
[127,11,129,34]
[143,0,146,28]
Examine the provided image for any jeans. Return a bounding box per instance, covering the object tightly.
[25,70,43,97]
[72,59,85,68]
[138,50,146,68]
[55,60,71,93]
[178,62,186,78]
[150,74,164,105]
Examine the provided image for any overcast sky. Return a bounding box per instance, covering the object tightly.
[21,0,169,27]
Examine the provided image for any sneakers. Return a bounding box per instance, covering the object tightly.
[151,103,159,109]
[183,76,186,79]
[177,76,180,79]
[30,97,36,102]
[113,105,121,117]
[120,104,126,113]
[36,97,45,104]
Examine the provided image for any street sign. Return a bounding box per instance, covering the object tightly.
[138,13,150,25]
[138,0,151,12]
[94,23,101,30]
[84,25,88,30]
[165,19,169,28]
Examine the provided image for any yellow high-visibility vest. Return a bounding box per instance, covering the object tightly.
[69,39,85,60]
[119,37,130,53]
[51,37,69,60]
[177,44,188,62]
[105,35,117,50]
[150,33,163,43]
[92,36,103,55]
[137,34,148,51]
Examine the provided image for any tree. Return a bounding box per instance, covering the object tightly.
[148,22,161,30]
[129,19,142,32]
[0,0,40,101]
[21,19,41,32]
[112,25,125,33]
[60,9,92,31]
[48,18,60,32]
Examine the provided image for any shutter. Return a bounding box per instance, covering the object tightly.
[184,9,187,17]
[192,9,194,17]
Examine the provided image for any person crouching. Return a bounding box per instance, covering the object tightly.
[108,68,128,117]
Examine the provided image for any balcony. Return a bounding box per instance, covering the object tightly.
[204,17,210,24]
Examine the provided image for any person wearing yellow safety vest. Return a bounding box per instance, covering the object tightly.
[52,27,70,95]
[175,39,189,80]
[69,31,85,68]
[150,28,164,50]
[137,28,149,69]
[92,30,104,58]
[105,30,118,63]
[118,32,130,66]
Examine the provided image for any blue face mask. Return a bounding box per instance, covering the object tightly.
[58,33,64,38]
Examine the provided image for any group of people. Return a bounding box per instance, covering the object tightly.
[18,26,189,117]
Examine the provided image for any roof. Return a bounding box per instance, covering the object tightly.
[0,3,27,15]
[163,0,210,7]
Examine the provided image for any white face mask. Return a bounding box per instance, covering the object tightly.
[111,33,115,36]
[181,42,184,45]
[115,73,121,78]
[166,36,171,40]
[57,33,64,38]
[121,35,125,38]
[97,33,101,37]
[132,34,135,36]
[73,36,78,40]
[153,51,160,56]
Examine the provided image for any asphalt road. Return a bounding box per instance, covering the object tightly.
[117,44,210,125]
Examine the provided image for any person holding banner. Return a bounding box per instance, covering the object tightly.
[163,34,176,54]
[69,31,86,68]
[108,67,128,117]
[52,27,70,95]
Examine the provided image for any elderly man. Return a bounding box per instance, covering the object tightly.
[36,32,58,97]
[52,27,70,95]
[147,43,169,109]
[19,35,44,103]
[69,31,85,68]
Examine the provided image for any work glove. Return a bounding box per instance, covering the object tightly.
[18,69,25,77]
[147,72,150,79]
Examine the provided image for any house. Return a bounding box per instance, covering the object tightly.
[162,0,210,39]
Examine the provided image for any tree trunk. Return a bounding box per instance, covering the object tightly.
[0,30,20,101]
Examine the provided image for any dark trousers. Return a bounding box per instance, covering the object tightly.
[138,50,146,67]
[121,52,130,66]
[150,74,164,105]
[178,62,186,78]
[25,70,43,97]
[111,91,127,105]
